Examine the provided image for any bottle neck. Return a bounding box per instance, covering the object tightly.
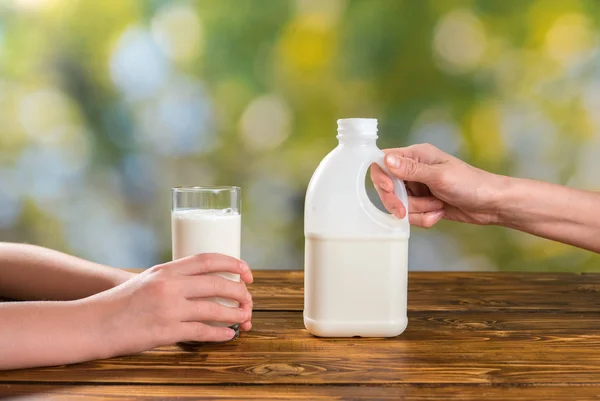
[336,118,378,145]
[337,131,378,145]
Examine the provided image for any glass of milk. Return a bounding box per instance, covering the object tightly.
[171,186,242,347]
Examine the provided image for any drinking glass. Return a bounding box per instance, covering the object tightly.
[171,186,241,349]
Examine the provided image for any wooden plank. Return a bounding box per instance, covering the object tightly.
[2,384,600,401]
[246,271,600,312]
[125,270,600,313]
[4,311,600,385]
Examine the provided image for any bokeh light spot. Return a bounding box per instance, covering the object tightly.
[545,13,593,65]
[138,76,214,156]
[501,104,560,182]
[410,108,463,156]
[278,15,335,75]
[18,88,77,141]
[433,9,487,74]
[469,101,504,165]
[15,144,87,202]
[13,0,56,11]
[0,168,22,228]
[295,0,346,29]
[240,94,292,152]
[110,27,169,101]
[151,3,203,64]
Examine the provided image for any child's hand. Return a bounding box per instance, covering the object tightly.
[96,253,253,357]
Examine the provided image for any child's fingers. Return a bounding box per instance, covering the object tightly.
[239,298,253,331]
[240,267,253,285]
[160,253,253,283]
[182,300,249,325]
[180,275,251,304]
[179,322,236,343]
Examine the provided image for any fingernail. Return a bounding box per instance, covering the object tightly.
[386,154,401,168]
[390,207,402,219]
[226,328,235,338]
[433,210,445,219]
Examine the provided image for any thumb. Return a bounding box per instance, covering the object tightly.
[384,153,435,183]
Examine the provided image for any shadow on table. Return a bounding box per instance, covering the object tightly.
[0,384,74,400]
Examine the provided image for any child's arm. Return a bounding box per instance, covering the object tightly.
[0,243,135,301]
[0,254,253,370]
[0,299,113,369]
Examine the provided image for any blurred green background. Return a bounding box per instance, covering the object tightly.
[1,0,599,271]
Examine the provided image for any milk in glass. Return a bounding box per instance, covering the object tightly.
[172,209,241,311]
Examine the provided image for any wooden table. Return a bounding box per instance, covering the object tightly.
[2,271,600,400]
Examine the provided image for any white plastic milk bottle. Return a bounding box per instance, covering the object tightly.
[304,118,410,337]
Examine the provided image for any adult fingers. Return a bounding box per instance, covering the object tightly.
[377,184,407,218]
[371,163,409,218]
[370,163,394,193]
[385,153,437,184]
[383,143,450,165]
[406,181,431,197]
[409,196,444,213]
[409,210,445,229]
[373,190,441,218]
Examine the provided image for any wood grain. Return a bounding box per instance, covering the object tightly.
[247,271,600,312]
[4,271,600,399]
[4,311,600,385]
[2,384,600,401]
[125,270,600,312]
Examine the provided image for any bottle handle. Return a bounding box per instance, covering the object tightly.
[371,150,410,222]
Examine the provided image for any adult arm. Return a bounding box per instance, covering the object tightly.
[495,176,600,253]
[371,143,600,253]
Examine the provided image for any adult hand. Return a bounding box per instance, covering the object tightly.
[96,253,253,357]
[370,143,503,228]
